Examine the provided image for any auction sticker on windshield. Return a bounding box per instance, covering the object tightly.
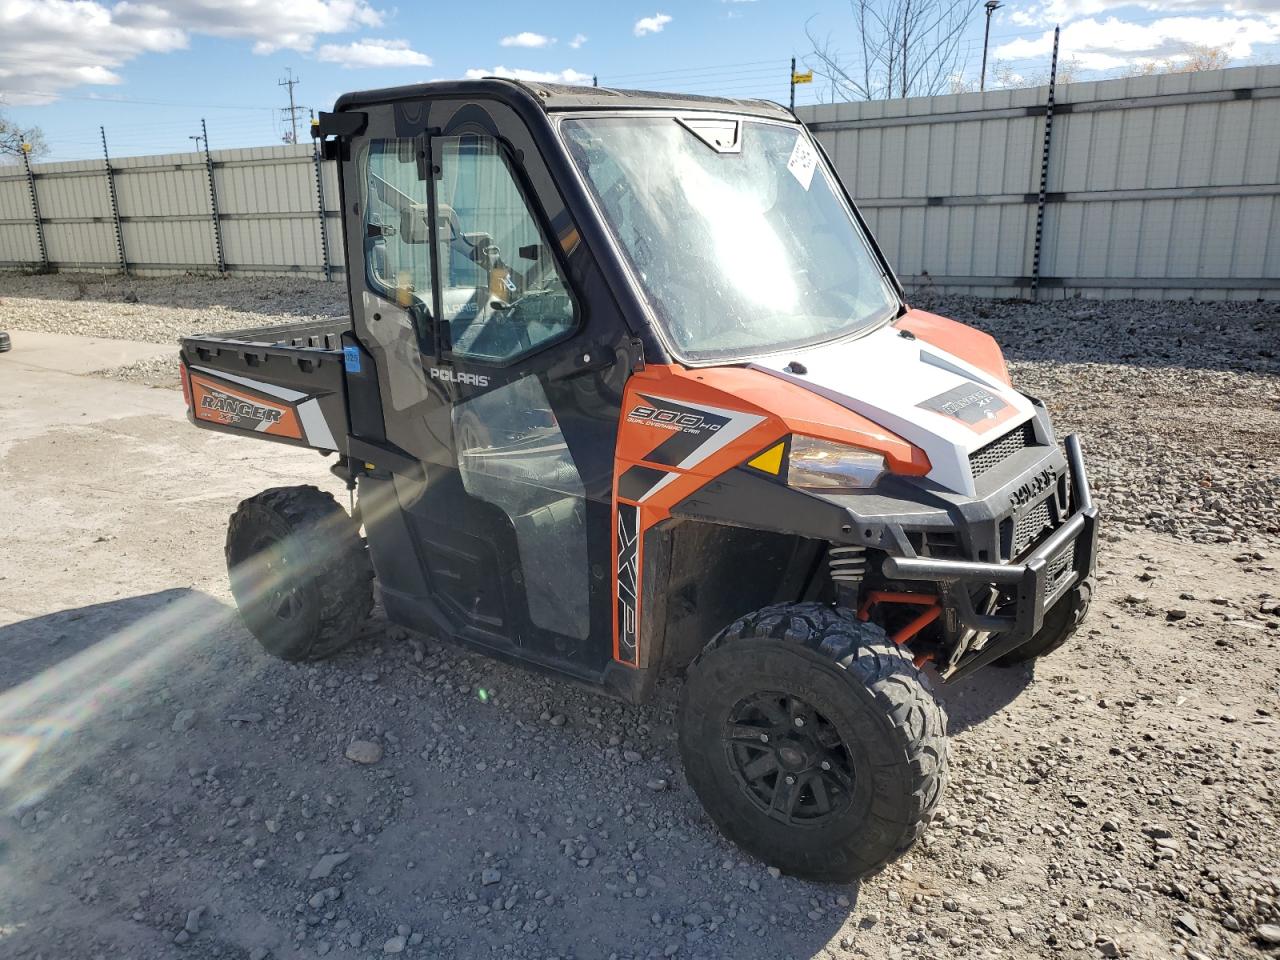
[787,134,818,190]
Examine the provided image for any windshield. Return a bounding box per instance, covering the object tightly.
[561,116,899,362]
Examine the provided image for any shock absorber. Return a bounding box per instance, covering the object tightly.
[828,545,867,589]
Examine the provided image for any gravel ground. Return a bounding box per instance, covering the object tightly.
[1,274,1278,960]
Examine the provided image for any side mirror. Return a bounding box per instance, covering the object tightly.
[398,202,432,244]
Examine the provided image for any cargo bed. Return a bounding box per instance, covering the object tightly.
[179,317,353,452]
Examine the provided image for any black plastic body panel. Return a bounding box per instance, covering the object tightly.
[180,318,352,453]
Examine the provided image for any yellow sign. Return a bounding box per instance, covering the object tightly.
[792,71,813,85]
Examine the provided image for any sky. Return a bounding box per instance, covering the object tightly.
[2,0,1279,162]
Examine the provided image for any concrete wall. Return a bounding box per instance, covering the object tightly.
[3,64,1278,299]
[0,144,340,279]
[798,64,1280,300]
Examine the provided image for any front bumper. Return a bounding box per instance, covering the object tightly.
[881,434,1099,680]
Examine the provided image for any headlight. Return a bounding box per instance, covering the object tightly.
[787,436,886,491]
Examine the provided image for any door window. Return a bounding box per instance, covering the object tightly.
[453,376,589,640]
[435,135,576,363]
[361,139,433,312]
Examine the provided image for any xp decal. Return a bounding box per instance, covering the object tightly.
[615,502,640,665]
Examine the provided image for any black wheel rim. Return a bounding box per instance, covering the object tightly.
[723,692,855,826]
[247,533,304,624]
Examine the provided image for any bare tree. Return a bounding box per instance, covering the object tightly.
[1020,57,1082,87]
[0,107,47,161]
[805,0,982,101]
[950,57,1080,92]
[1132,43,1231,76]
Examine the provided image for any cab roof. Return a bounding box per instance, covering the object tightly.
[333,77,795,121]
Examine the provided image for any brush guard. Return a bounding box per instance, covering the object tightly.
[880,435,1099,681]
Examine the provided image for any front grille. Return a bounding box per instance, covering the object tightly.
[969,421,1036,479]
[1004,497,1054,559]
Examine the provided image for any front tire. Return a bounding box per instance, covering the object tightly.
[225,485,373,661]
[678,602,948,883]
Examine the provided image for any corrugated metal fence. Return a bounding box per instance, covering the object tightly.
[2,64,1278,299]
[0,143,341,278]
[798,63,1280,300]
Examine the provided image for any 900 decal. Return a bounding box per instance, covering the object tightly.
[627,401,726,435]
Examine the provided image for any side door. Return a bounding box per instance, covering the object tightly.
[339,96,635,678]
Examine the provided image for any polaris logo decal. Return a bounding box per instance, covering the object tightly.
[430,367,490,388]
[918,384,1009,427]
[1009,467,1056,510]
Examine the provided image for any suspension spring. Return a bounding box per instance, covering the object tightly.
[828,545,867,585]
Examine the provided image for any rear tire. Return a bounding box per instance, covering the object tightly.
[225,485,373,661]
[995,578,1092,667]
[678,602,948,883]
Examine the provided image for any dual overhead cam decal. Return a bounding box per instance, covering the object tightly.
[187,366,337,450]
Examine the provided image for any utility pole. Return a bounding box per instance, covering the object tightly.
[279,68,303,144]
[980,0,1003,92]
[790,57,796,111]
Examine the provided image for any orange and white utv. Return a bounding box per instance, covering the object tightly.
[179,79,1098,882]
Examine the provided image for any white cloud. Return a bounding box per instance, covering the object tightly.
[994,14,1280,70]
[633,13,672,36]
[0,0,186,104]
[117,0,384,54]
[316,38,431,68]
[1007,0,1280,28]
[500,31,555,48]
[465,65,594,85]
[569,33,588,49]
[0,0,390,102]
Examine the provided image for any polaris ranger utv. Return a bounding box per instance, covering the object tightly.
[179,79,1098,882]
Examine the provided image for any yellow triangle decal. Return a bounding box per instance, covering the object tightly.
[747,442,785,475]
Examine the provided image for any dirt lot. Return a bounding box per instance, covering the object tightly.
[0,274,1278,960]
